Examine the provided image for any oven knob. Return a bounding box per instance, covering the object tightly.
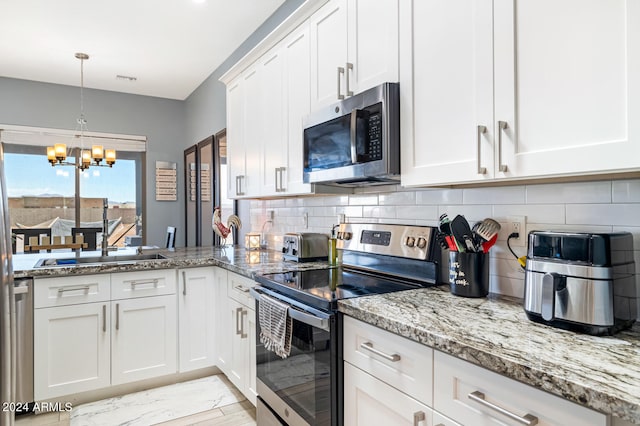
[417,237,427,249]
[292,248,297,256]
[406,236,416,247]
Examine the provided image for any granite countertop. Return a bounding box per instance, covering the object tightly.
[338,287,640,424]
[12,246,330,279]
[14,246,640,423]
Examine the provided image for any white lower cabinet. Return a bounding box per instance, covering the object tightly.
[225,272,257,405]
[344,362,433,425]
[433,350,607,426]
[34,301,110,400]
[344,316,610,426]
[34,270,177,400]
[178,267,216,372]
[111,294,177,385]
[213,267,231,375]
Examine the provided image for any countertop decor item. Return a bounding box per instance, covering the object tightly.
[212,207,241,246]
[47,53,116,171]
[244,232,260,250]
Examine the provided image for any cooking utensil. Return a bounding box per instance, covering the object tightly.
[451,215,476,252]
[481,233,498,253]
[475,218,501,242]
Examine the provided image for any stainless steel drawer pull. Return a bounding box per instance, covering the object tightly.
[345,62,354,97]
[102,305,107,333]
[240,309,248,339]
[235,307,243,336]
[57,285,91,294]
[468,391,539,425]
[182,271,187,296]
[413,411,425,426]
[497,121,509,172]
[360,342,401,362]
[115,303,120,330]
[234,285,250,293]
[130,279,159,287]
[337,66,345,100]
[477,125,487,174]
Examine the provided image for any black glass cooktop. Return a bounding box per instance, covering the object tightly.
[254,267,421,312]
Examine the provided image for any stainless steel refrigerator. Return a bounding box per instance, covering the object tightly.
[1,141,17,425]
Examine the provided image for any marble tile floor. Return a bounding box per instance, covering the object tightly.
[15,375,256,426]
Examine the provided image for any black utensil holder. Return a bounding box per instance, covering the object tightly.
[448,251,489,298]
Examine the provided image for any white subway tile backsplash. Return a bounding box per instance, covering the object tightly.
[416,188,464,205]
[613,179,640,203]
[463,185,525,205]
[250,178,640,305]
[379,191,416,205]
[567,204,640,226]
[527,181,612,204]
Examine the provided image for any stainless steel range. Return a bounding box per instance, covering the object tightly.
[251,223,442,426]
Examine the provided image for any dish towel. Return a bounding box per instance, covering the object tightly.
[258,293,293,359]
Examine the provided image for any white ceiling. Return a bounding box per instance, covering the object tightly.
[0,0,286,100]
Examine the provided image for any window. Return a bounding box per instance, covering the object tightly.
[1,127,146,254]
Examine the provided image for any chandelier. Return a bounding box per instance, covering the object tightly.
[47,53,116,171]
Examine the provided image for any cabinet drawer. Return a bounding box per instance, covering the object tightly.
[433,350,607,426]
[34,274,110,308]
[343,316,433,406]
[344,362,433,426]
[111,269,176,300]
[227,272,256,308]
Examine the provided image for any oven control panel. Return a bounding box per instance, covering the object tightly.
[337,223,436,261]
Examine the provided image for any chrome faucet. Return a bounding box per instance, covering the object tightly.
[102,198,109,256]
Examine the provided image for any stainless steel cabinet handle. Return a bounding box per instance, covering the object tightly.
[130,279,159,288]
[274,168,280,192]
[238,175,245,196]
[102,305,106,333]
[57,285,91,294]
[182,271,187,296]
[115,303,120,330]
[497,121,509,172]
[234,285,250,293]
[240,309,248,339]
[235,175,240,196]
[278,167,286,192]
[360,341,401,362]
[468,391,539,425]
[413,411,425,426]
[477,125,487,174]
[337,66,345,100]
[345,62,354,97]
[235,307,243,336]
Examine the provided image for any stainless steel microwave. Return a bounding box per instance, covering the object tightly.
[303,82,400,186]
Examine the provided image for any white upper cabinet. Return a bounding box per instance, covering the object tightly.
[310,0,399,109]
[402,0,640,186]
[226,75,246,198]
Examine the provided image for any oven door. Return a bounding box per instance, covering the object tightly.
[250,286,338,426]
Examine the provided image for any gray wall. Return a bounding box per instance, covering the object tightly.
[0,77,186,247]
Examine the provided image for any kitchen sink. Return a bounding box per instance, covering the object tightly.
[34,253,169,268]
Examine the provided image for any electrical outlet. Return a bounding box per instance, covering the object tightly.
[338,213,345,224]
[507,215,526,247]
[267,210,274,221]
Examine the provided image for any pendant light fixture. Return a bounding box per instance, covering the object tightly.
[47,53,116,170]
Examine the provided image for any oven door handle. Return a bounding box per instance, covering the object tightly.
[250,286,331,332]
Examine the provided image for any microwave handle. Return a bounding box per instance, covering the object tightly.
[350,109,358,164]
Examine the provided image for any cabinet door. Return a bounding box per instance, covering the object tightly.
[283,24,313,195]
[214,268,230,375]
[344,362,432,425]
[259,48,286,196]
[111,295,177,385]
[494,0,640,178]
[310,0,348,109]
[226,75,245,198]
[400,0,494,186]
[246,307,257,406]
[242,63,263,197]
[227,298,248,393]
[34,302,110,400]
[178,268,216,372]
[347,0,399,94]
